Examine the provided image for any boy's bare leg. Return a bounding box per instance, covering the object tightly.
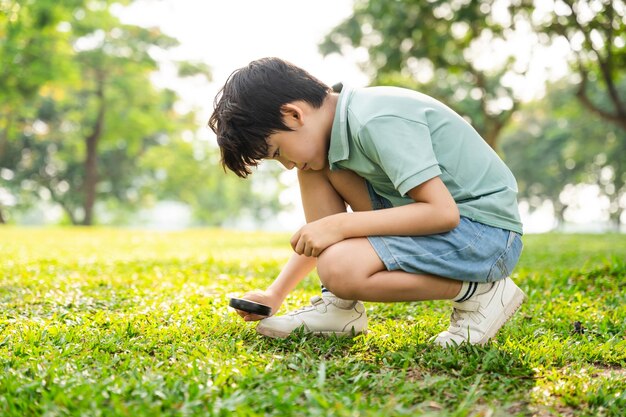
[316,238,525,347]
[317,238,461,302]
[237,166,367,321]
[255,167,462,338]
[296,166,462,302]
[305,167,462,302]
[299,166,373,220]
[257,166,525,344]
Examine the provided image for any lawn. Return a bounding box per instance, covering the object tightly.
[0,227,624,416]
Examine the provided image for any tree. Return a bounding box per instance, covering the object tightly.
[0,0,81,131]
[320,0,536,149]
[69,10,181,225]
[0,0,85,222]
[137,139,283,227]
[501,79,626,228]
[516,0,626,131]
[1,1,227,226]
[0,1,282,227]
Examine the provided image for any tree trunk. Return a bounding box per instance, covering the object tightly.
[468,67,518,151]
[62,204,78,225]
[558,0,626,132]
[483,122,502,150]
[612,213,622,232]
[553,201,568,231]
[576,84,626,132]
[0,206,5,224]
[483,110,515,151]
[82,74,106,226]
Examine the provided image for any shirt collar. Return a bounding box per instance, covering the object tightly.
[328,85,355,170]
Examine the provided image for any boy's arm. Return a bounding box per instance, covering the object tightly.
[291,176,459,257]
[344,175,459,235]
[266,254,317,299]
[238,168,348,321]
[238,253,316,321]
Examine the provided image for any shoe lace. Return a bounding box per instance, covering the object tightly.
[449,308,464,330]
[288,296,325,315]
[448,306,474,331]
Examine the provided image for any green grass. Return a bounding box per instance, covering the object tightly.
[1,227,625,416]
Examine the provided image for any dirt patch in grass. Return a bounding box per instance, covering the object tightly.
[530,404,577,417]
[591,364,626,378]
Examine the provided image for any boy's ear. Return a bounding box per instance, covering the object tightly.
[280,103,304,129]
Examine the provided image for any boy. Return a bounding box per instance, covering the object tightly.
[209,57,525,346]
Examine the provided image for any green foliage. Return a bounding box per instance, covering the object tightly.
[515,0,626,130]
[0,1,279,226]
[177,61,212,79]
[0,0,82,104]
[501,80,626,226]
[0,228,624,416]
[138,140,284,226]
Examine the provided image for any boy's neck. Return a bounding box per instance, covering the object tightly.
[322,92,340,141]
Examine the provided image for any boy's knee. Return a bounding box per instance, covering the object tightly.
[317,245,358,299]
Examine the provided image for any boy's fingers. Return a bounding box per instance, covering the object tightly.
[291,235,301,254]
[235,308,263,321]
[296,239,306,256]
[290,230,301,250]
[305,241,319,257]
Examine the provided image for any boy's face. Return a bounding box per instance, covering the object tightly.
[264,101,331,171]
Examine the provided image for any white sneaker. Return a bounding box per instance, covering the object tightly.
[434,277,526,347]
[256,293,367,338]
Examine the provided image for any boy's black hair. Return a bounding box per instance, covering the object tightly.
[209,57,332,178]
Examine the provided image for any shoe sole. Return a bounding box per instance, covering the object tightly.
[477,284,527,345]
[256,325,367,339]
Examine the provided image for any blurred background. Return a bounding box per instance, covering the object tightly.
[1,0,624,233]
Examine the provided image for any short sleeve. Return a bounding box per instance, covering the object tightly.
[358,116,441,196]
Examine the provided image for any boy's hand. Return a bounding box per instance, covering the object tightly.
[290,215,345,257]
[234,289,283,322]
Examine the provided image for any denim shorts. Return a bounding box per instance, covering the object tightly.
[366,183,523,283]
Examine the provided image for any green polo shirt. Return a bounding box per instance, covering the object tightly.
[328,86,523,234]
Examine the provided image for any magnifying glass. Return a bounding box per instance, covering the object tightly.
[229,298,272,316]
